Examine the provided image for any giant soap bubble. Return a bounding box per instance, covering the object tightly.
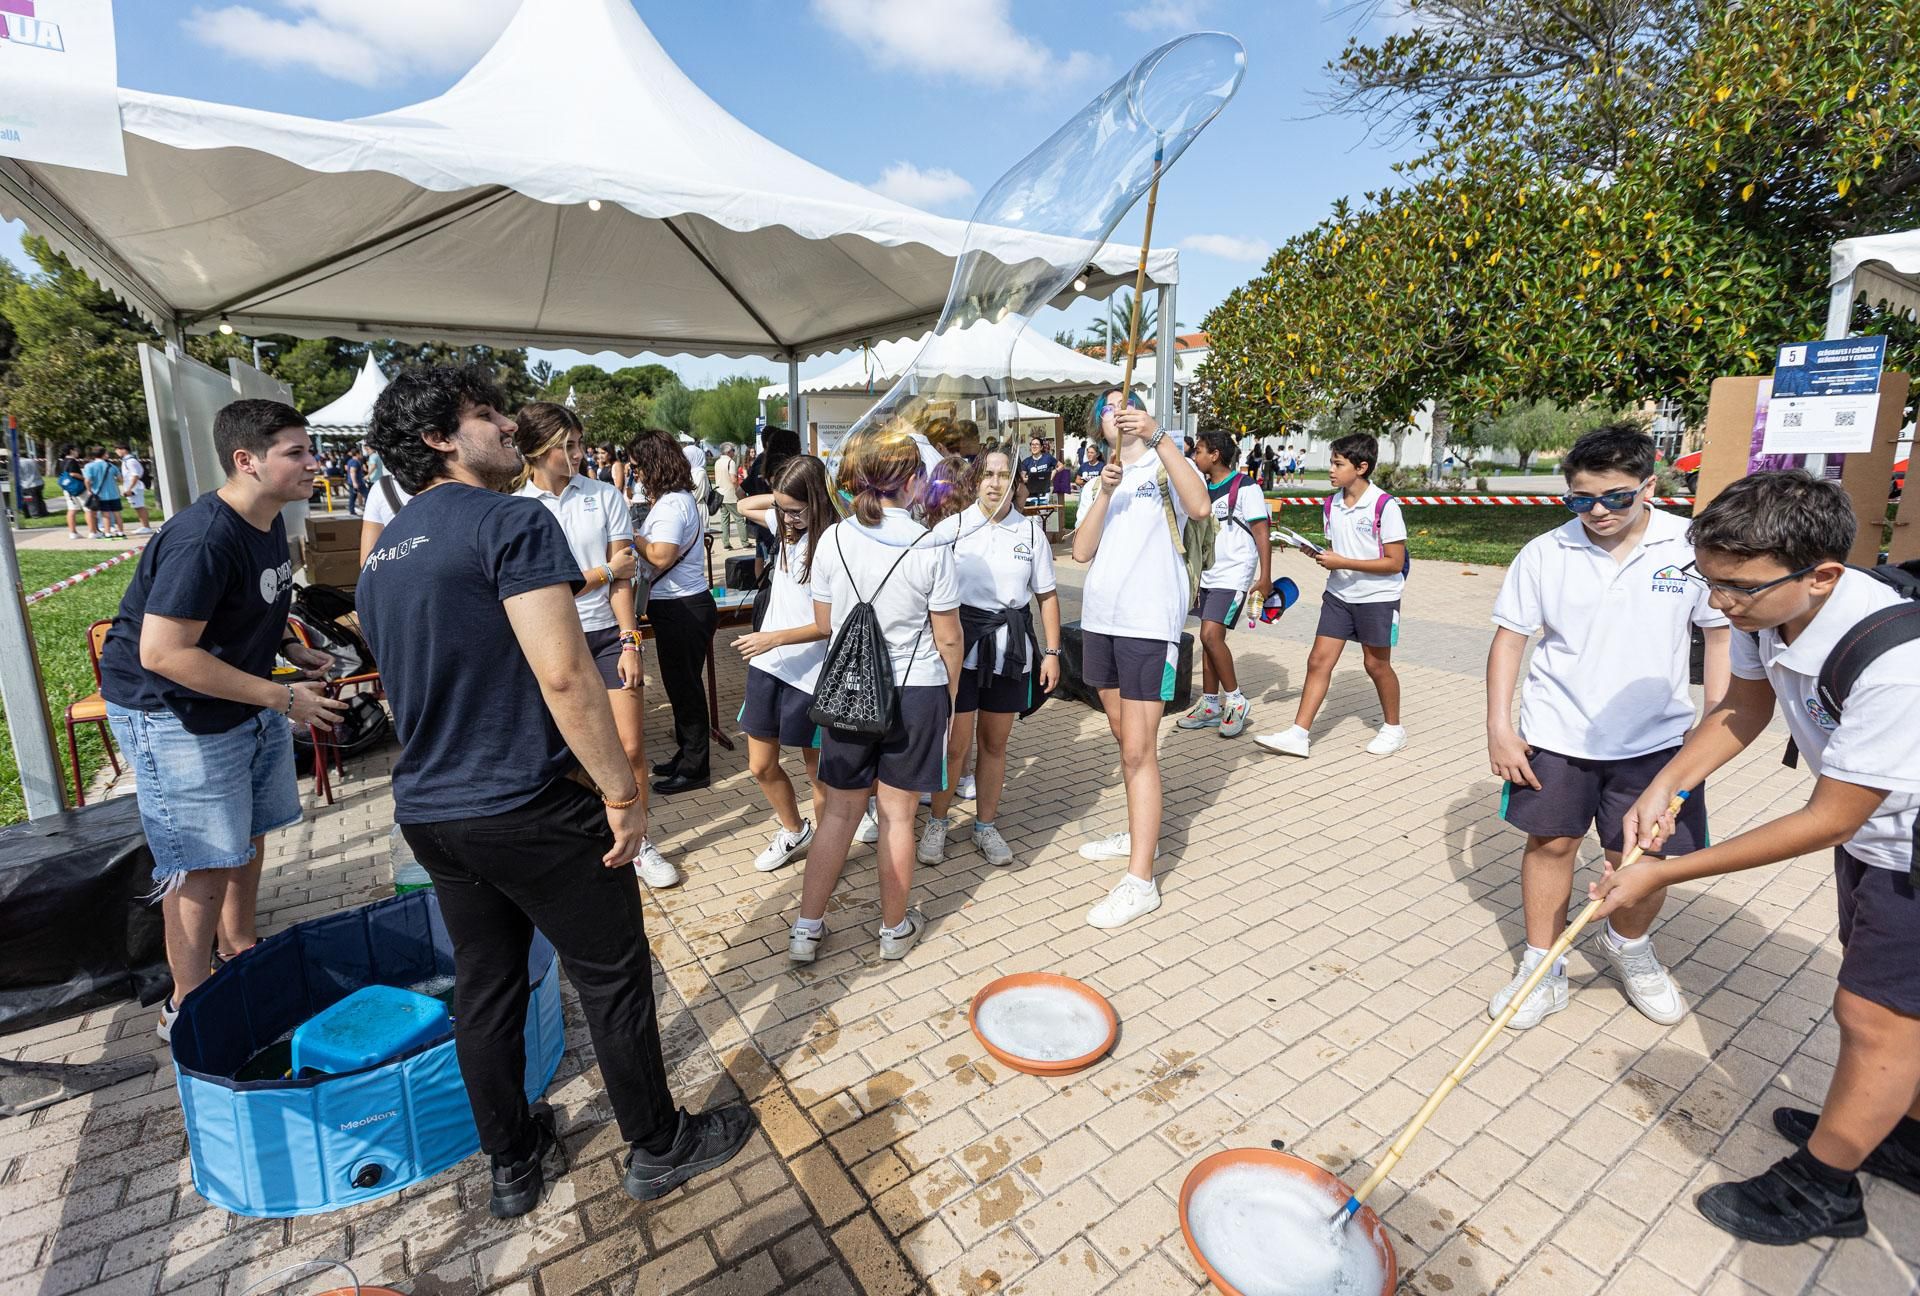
[825,32,1245,545]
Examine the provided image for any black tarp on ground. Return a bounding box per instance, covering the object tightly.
[0,797,166,1035]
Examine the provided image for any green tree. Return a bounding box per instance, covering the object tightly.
[1083,291,1185,358]
[271,338,359,412]
[1480,398,1624,472]
[650,378,697,434]
[2,328,146,448]
[691,375,770,445]
[1203,0,1920,435]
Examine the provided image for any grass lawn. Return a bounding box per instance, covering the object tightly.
[1,550,138,826]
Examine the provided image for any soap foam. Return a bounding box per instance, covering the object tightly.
[1187,1165,1386,1296]
[974,984,1109,1063]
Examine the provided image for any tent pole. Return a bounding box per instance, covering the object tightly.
[0,514,65,818]
[787,355,802,435]
[1155,283,1176,430]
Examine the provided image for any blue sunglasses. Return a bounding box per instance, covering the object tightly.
[1563,478,1652,513]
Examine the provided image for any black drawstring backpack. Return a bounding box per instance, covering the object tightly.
[809,530,925,736]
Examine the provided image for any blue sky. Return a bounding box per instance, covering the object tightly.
[5,0,1412,386]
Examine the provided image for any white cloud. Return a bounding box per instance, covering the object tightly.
[868,162,977,212]
[1121,0,1215,32]
[187,1,520,88]
[811,0,1100,88]
[1179,233,1271,262]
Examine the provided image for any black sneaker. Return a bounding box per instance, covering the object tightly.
[488,1102,559,1219]
[1696,1153,1867,1245]
[622,1104,757,1203]
[1773,1106,1920,1195]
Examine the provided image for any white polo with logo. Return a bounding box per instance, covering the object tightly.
[953,503,1057,673]
[1731,568,1920,872]
[1323,483,1408,604]
[1076,455,1199,643]
[514,473,633,631]
[1492,508,1726,761]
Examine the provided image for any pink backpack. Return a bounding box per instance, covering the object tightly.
[1322,491,1410,577]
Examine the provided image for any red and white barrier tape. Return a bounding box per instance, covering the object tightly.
[1263,495,1695,507]
[23,543,146,606]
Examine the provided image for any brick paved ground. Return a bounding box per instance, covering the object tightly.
[4,546,1917,1296]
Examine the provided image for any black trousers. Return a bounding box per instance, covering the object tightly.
[401,779,676,1156]
[648,591,717,778]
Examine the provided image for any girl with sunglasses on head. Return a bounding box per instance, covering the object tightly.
[1070,388,1210,931]
[733,456,835,873]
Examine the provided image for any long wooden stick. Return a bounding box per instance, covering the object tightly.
[1117,145,1164,398]
[1334,791,1691,1223]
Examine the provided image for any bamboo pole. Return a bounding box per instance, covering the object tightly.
[1117,145,1164,399]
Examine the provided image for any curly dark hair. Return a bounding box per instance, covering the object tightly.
[367,364,508,494]
[626,428,695,498]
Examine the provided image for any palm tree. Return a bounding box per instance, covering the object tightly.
[1083,290,1185,359]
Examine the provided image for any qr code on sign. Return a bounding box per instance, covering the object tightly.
[1783,411,1805,428]
[1835,410,1858,428]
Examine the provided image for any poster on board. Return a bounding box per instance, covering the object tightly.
[1761,336,1886,454]
[0,0,124,175]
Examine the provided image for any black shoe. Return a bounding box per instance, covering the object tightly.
[488,1102,559,1219]
[651,758,678,777]
[1773,1106,1920,1195]
[1695,1152,1867,1245]
[623,1104,757,1203]
[651,772,711,796]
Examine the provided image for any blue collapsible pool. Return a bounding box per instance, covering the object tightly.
[169,889,564,1218]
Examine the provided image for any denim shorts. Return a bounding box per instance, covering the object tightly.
[105,702,302,887]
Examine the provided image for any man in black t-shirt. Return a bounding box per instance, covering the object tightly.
[357,365,753,1220]
[100,400,346,1041]
[1019,436,1058,506]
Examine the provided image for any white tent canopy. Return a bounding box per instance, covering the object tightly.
[1826,229,1920,339]
[760,318,1124,400]
[304,353,388,432]
[0,0,1174,365]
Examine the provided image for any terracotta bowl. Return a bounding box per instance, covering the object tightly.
[1178,1148,1397,1296]
[967,972,1117,1077]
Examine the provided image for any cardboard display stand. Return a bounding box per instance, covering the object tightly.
[1697,372,1912,567]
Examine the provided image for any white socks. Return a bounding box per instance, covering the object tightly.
[1605,923,1651,955]
[879,916,914,938]
[1225,689,1246,704]
[1123,875,1157,894]
[792,916,824,936]
[1202,692,1219,706]
[1525,944,1567,978]
[1283,724,1310,741]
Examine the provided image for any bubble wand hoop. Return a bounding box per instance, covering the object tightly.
[1331,790,1692,1228]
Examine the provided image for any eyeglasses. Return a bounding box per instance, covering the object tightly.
[1562,478,1651,513]
[1679,560,1817,599]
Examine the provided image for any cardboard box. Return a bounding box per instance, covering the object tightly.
[305,547,361,589]
[306,516,360,551]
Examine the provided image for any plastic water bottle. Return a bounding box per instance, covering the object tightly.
[389,824,432,894]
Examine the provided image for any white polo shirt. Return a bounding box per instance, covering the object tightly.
[1077,455,1198,643]
[641,491,708,600]
[1732,569,1920,873]
[1200,471,1271,593]
[1323,483,1408,604]
[514,474,634,632]
[1493,509,1726,761]
[953,503,1057,673]
[744,518,827,692]
[811,510,959,687]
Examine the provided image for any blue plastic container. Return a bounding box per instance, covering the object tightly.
[290,984,451,1077]
[169,889,563,1218]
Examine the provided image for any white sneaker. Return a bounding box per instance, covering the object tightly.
[634,840,681,888]
[754,820,814,872]
[132,526,154,536]
[1597,934,1687,1025]
[878,909,925,960]
[1177,697,1224,730]
[1076,831,1160,862]
[917,818,949,865]
[156,999,177,1044]
[1489,949,1568,1029]
[1255,727,1311,758]
[788,922,823,964]
[957,775,976,801]
[854,802,880,844]
[972,823,1014,866]
[1365,724,1408,755]
[1086,880,1161,929]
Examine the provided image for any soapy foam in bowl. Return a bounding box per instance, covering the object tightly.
[1187,1165,1386,1296]
[974,984,1110,1063]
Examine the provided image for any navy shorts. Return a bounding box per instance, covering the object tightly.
[1082,631,1178,703]
[1195,587,1246,629]
[583,625,631,690]
[956,669,1033,715]
[1316,593,1398,648]
[1834,848,1920,1016]
[1502,745,1708,855]
[739,667,820,748]
[818,684,951,793]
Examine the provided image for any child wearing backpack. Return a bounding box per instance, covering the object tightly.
[733,455,835,875]
[1256,431,1407,759]
[1596,471,1920,1247]
[1177,430,1272,738]
[1072,389,1212,931]
[789,431,962,965]
[1484,424,1729,1032]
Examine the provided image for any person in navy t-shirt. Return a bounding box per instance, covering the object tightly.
[356,365,752,1221]
[99,400,345,1041]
